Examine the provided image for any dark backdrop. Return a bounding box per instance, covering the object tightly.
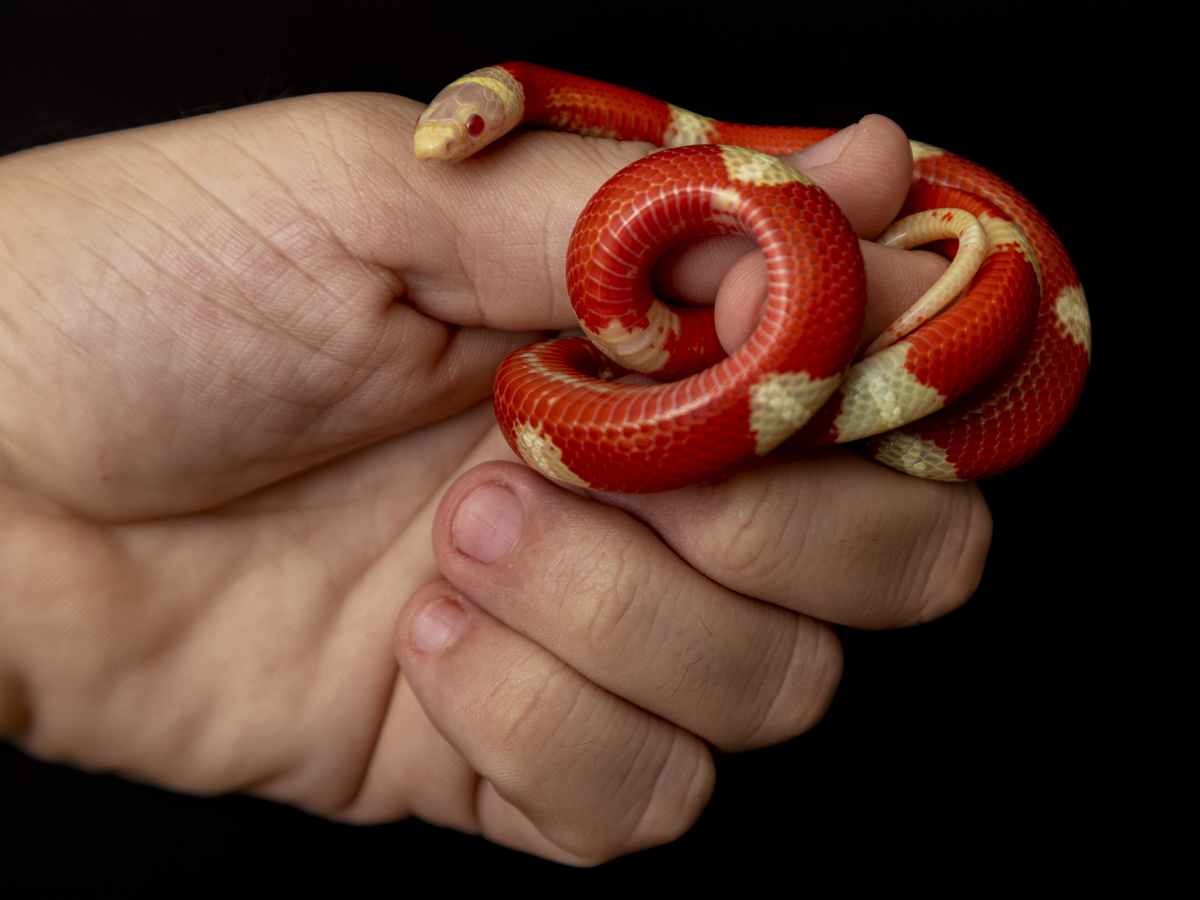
[1,0,1142,887]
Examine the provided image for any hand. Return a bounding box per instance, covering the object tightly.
[0,94,990,863]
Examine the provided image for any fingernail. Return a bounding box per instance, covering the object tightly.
[411,595,466,652]
[797,122,857,167]
[453,483,524,563]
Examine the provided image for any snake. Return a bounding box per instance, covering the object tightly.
[413,62,1091,493]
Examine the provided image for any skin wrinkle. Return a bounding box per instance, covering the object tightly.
[484,633,619,768]
[309,305,480,437]
[103,144,284,303]
[657,614,718,704]
[401,195,460,312]
[747,616,840,747]
[592,487,839,747]
[878,505,935,625]
[0,252,37,339]
[479,650,577,761]
[282,99,380,212]
[406,136,585,333]
[572,525,663,655]
[644,584,715,704]
[109,135,430,456]
[646,459,972,631]
[116,133,372,375]
[489,681,637,851]
[246,398,491,528]
[908,484,989,625]
[669,472,798,586]
[21,147,152,224]
[720,630,779,742]
[393,187,490,332]
[709,479,792,584]
[849,495,919,624]
[546,706,668,861]
[257,108,404,283]
[9,246,189,504]
[820,502,904,623]
[650,576,802,748]
[106,231,302,400]
[594,709,662,808]
[625,727,711,856]
[376,301,445,410]
[14,158,176,352]
[239,199,379,336]
[707,602,809,748]
[468,208,551,329]
[118,126,422,441]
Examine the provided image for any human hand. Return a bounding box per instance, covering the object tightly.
[0,94,990,863]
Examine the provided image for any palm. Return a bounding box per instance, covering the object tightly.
[0,93,551,814]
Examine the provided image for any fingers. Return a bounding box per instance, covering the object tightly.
[782,114,915,239]
[396,420,988,859]
[610,452,992,629]
[394,101,944,369]
[789,115,951,344]
[391,105,927,341]
[396,580,715,865]
[440,463,843,747]
[644,115,947,354]
[384,96,651,333]
[700,237,948,357]
[396,460,847,860]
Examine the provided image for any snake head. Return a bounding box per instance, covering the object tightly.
[413,66,525,161]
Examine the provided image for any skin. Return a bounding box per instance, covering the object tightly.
[0,93,990,864]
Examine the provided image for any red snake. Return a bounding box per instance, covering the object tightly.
[414,62,1090,493]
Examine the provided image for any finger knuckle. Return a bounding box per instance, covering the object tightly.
[685,478,793,581]
[709,615,843,750]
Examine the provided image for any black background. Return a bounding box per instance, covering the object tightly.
[1,0,1147,887]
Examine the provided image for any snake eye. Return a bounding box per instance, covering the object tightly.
[466,114,485,137]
